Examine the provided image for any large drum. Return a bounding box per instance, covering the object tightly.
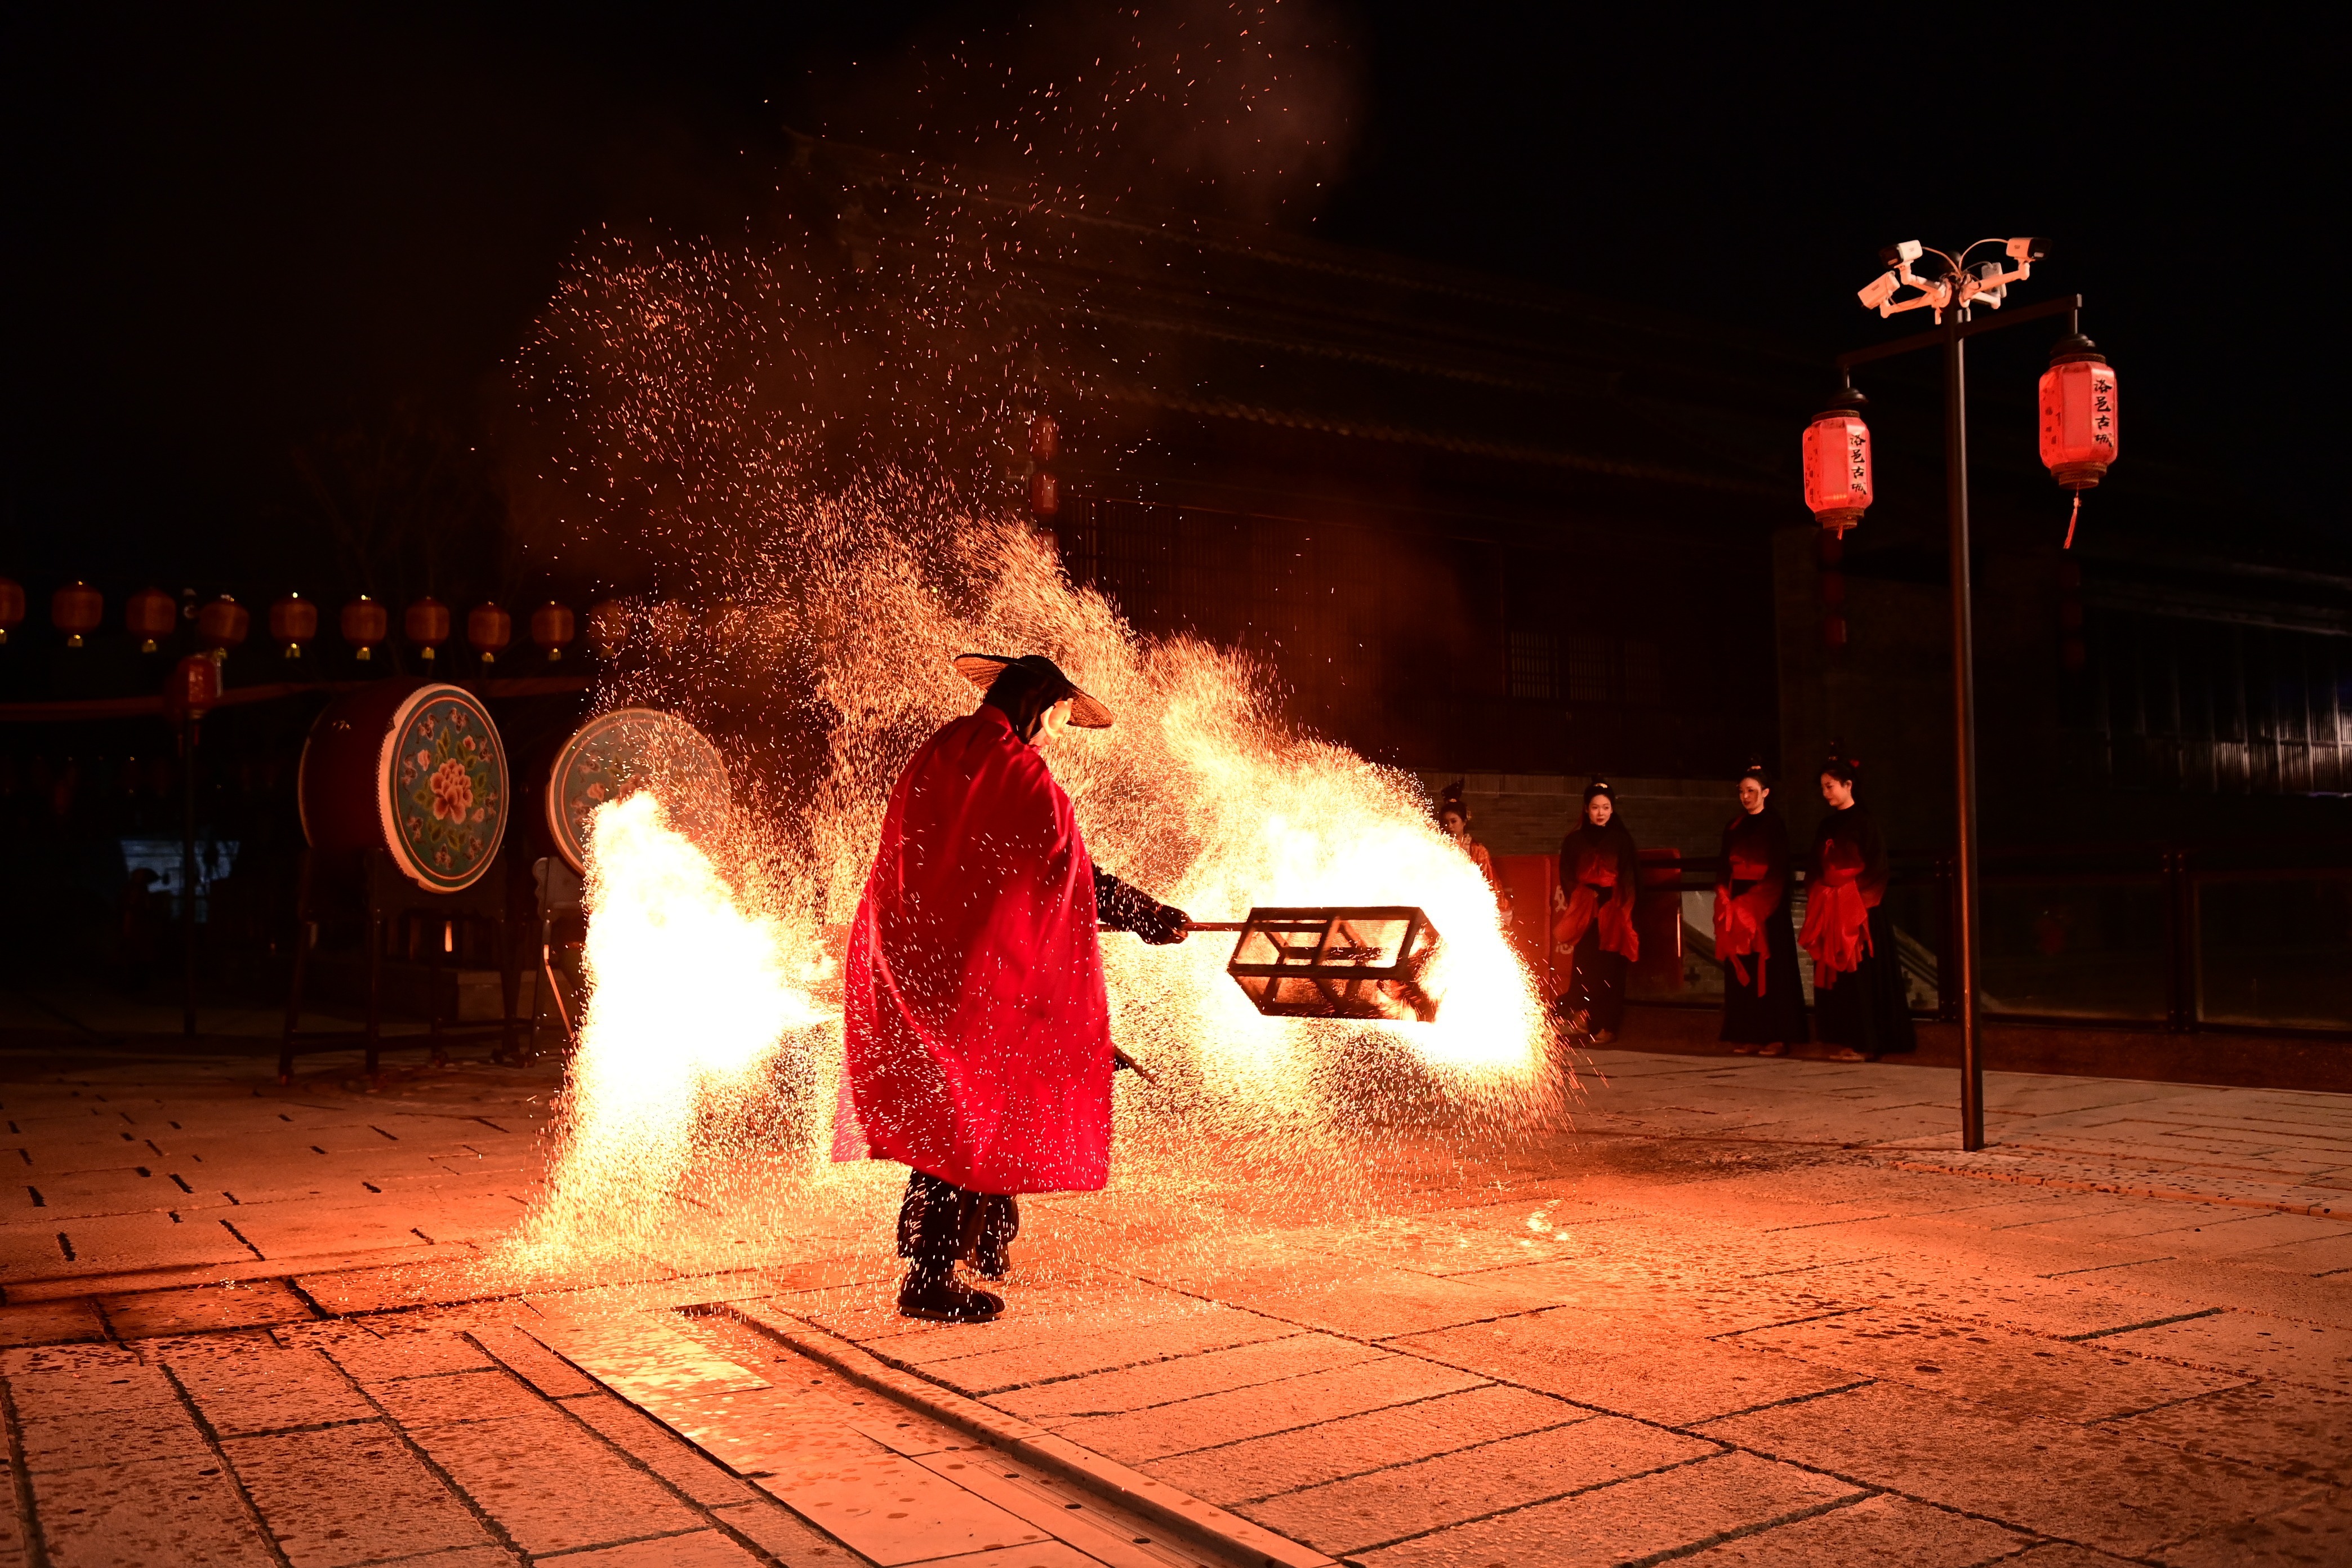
[544,707,730,876]
[298,680,511,892]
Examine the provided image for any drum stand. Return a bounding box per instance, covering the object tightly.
[279,848,524,1084]
[520,856,586,1061]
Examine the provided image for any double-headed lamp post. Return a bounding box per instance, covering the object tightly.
[1804,237,2121,1152]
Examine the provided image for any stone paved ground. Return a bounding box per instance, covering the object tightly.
[1,1035,2346,1567]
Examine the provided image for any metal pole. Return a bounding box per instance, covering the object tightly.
[1945,319,1985,1150]
[181,715,199,1038]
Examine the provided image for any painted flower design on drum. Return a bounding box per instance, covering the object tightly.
[429,759,473,821]
[390,691,505,888]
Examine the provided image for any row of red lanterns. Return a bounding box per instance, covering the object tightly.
[1801,333,2121,544]
[0,583,634,663]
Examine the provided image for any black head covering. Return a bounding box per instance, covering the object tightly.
[1738,756,1771,787]
[1583,778,1615,803]
[953,652,1114,741]
[1436,779,1472,827]
[1820,741,1861,787]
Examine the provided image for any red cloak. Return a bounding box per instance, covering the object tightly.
[840,705,1113,1195]
[1555,826,1640,963]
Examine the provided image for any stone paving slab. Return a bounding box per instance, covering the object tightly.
[1698,1378,2328,1559]
[1243,1414,1714,1554]
[1139,1381,1582,1506]
[1355,1449,1864,1568]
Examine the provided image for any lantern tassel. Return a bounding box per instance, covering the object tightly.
[2062,491,2081,551]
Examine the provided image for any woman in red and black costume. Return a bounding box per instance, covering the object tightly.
[1799,749,1916,1062]
[1715,761,1807,1056]
[1553,779,1639,1043]
[840,653,1190,1323]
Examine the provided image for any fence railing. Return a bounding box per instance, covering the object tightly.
[1506,846,2352,1039]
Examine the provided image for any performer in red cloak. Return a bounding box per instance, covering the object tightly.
[1553,779,1639,1043]
[841,653,1190,1323]
[1714,760,1807,1055]
[1799,748,1916,1061]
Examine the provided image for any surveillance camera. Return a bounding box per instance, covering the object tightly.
[1879,240,1923,268]
[1857,272,1900,311]
[2006,235,2048,262]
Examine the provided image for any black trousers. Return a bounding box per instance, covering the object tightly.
[1719,885,1808,1045]
[1813,906,1918,1054]
[897,1170,1020,1271]
[1567,929,1627,1035]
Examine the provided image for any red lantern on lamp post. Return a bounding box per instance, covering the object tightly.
[1801,389,1872,536]
[529,601,575,661]
[162,652,221,725]
[1029,415,1059,464]
[1827,235,2087,1154]
[269,593,317,658]
[0,577,23,644]
[341,595,388,661]
[198,595,250,654]
[2040,333,2120,549]
[1028,469,1061,520]
[127,587,176,653]
[467,602,511,665]
[406,596,451,662]
[52,581,103,648]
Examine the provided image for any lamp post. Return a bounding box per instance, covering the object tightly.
[1826,237,2118,1152]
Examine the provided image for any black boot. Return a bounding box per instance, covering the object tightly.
[897,1260,1003,1322]
[969,1195,1019,1282]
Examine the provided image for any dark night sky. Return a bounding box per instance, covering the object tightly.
[6,4,2331,587]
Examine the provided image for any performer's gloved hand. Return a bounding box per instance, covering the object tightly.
[1137,901,1191,945]
[1094,867,1188,943]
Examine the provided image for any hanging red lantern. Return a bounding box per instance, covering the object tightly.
[529,601,576,661]
[198,595,250,652]
[52,581,104,648]
[126,587,176,653]
[1028,468,1061,519]
[406,596,451,662]
[0,577,23,644]
[341,595,389,661]
[269,593,317,658]
[2039,334,2119,550]
[162,653,221,725]
[587,598,629,660]
[1029,414,1059,464]
[1801,389,1872,536]
[467,602,512,664]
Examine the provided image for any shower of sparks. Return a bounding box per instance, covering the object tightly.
[493,41,1573,1280]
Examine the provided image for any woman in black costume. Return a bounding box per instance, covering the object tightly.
[1715,762,1807,1055]
[1554,779,1640,1043]
[1800,750,1916,1062]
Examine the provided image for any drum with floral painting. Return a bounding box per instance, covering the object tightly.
[544,707,730,876]
[297,680,509,892]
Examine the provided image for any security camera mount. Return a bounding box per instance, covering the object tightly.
[1857,237,2050,323]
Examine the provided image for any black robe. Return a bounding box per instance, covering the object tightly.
[1716,805,1808,1045]
[1806,803,1916,1054]
[1558,818,1640,1035]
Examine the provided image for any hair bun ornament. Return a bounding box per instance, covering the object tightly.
[1582,777,1615,801]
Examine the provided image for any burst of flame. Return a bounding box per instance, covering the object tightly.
[522,791,832,1257]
